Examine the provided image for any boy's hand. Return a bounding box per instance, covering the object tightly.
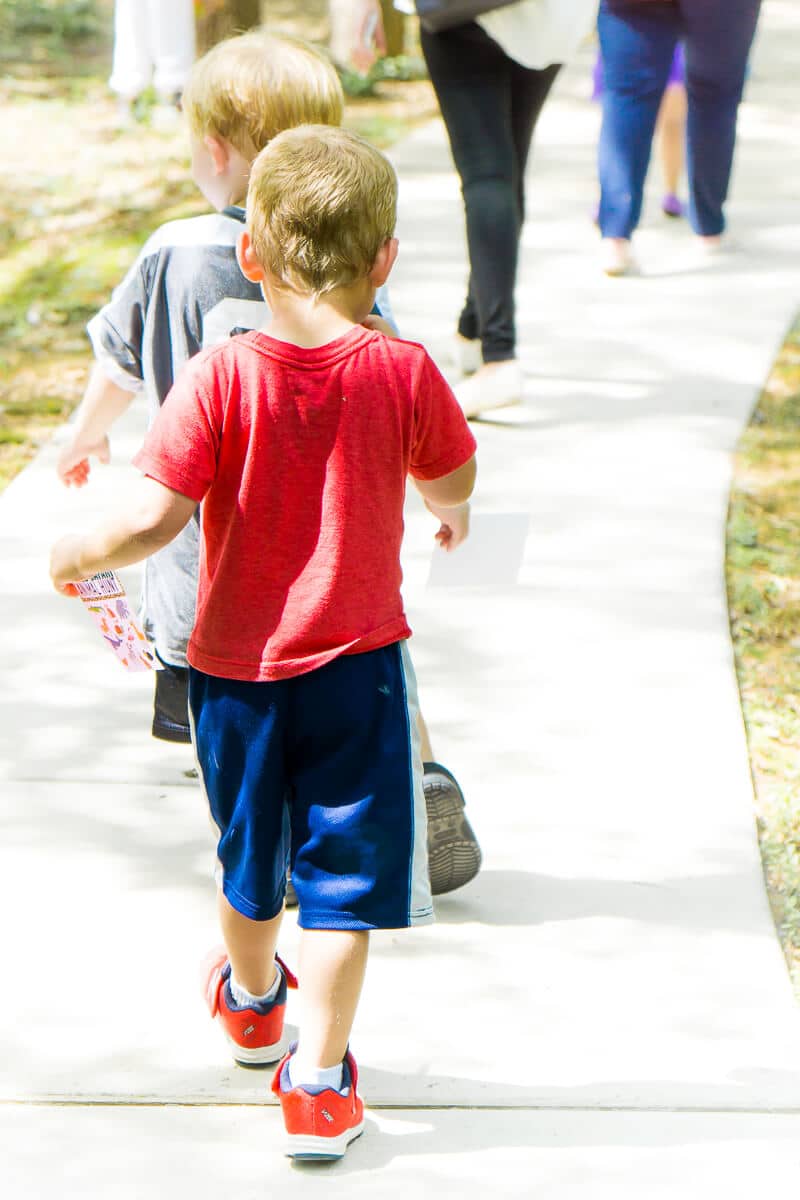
[425,501,470,552]
[362,313,396,338]
[57,435,110,488]
[50,535,86,593]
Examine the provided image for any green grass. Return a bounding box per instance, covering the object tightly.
[0,0,107,75]
[726,313,800,999]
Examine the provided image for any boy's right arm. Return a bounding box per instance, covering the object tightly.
[57,363,139,487]
[414,458,477,552]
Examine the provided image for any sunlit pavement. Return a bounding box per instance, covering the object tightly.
[2,7,800,1194]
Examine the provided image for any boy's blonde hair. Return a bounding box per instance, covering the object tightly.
[182,32,343,160]
[247,125,398,296]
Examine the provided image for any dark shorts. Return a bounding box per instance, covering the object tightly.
[189,642,433,931]
[152,656,191,743]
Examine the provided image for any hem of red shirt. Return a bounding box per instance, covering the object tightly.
[186,620,412,682]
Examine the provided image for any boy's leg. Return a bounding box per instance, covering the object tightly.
[293,930,369,1072]
[274,646,422,1160]
[218,891,282,997]
[146,523,200,741]
[204,893,292,1067]
[191,668,293,1064]
[270,932,368,1160]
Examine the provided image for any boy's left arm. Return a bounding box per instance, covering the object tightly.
[50,477,196,593]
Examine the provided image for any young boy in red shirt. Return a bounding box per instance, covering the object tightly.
[51,124,477,1161]
[57,31,481,898]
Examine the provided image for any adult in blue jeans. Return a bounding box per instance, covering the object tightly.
[597,0,761,275]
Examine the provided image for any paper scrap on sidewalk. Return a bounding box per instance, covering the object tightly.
[427,513,530,588]
[72,571,159,672]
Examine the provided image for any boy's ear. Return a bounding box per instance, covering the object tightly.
[369,237,399,288]
[204,134,230,178]
[236,230,265,283]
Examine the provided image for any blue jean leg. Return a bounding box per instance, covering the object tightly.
[597,1,677,238]
[680,0,761,235]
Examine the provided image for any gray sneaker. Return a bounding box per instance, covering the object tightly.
[423,762,482,895]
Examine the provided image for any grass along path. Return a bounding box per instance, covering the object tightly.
[726,314,800,1000]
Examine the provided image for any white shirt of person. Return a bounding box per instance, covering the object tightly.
[395,0,598,70]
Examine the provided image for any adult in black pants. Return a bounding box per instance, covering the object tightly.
[420,21,559,419]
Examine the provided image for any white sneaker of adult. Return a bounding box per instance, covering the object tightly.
[697,233,735,256]
[454,360,524,420]
[453,333,482,376]
[601,237,634,276]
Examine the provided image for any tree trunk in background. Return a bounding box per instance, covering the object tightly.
[196,1,262,55]
[380,0,405,57]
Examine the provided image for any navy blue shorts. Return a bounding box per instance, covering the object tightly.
[189,642,433,931]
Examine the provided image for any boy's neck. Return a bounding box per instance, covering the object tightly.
[262,281,375,349]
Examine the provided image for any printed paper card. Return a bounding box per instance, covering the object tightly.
[72,571,159,672]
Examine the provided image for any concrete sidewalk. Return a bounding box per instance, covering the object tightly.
[2,4,800,1194]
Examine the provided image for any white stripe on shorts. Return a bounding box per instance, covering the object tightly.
[401,641,434,925]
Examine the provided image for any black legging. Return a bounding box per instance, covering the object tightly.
[421,21,559,363]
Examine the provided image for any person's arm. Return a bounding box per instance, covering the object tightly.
[50,476,196,593]
[344,0,387,74]
[409,350,478,551]
[57,363,139,487]
[414,457,477,551]
[362,312,397,337]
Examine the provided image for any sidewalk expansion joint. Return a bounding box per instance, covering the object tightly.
[4,1099,800,1116]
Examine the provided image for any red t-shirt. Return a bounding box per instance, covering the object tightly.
[133,326,476,681]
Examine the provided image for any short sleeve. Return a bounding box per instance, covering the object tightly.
[409,352,477,481]
[86,246,157,391]
[132,350,223,503]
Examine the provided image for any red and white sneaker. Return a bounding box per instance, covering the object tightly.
[272,1048,365,1160]
[202,947,297,1066]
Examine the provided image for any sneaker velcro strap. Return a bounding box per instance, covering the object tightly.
[202,949,228,1018]
[277,954,298,990]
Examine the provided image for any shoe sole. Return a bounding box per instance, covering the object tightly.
[151,718,192,743]
[226,1030,288,1067]
[424,768,482,896]
[286,1122,365,1161]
